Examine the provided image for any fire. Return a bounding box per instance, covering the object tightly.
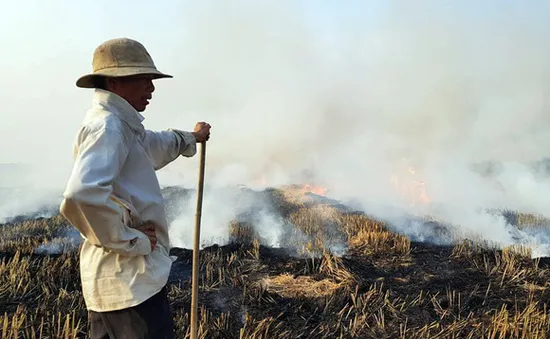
[249,175,327,197]
[300,183,328,196]
[391,160,431,206]
[280,183,328,205]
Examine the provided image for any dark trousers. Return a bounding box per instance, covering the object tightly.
[88,286,174,339]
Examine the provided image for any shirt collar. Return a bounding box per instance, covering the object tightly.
[92,89,145,134]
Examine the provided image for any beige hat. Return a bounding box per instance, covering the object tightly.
[76,38,173,88]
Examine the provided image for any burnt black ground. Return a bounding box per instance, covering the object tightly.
[1,186,550,338]
[0,231,549,337]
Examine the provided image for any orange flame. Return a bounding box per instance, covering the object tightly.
[391,161,431,206]
[250,173,328,196]
[300,183,328,196]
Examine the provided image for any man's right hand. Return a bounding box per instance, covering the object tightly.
[192,122,211,143]
[136,222,157,251]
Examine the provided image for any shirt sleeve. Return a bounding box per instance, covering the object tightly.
[59,126,152,257]
[143,129,197,170]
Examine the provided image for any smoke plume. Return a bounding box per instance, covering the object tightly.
[3,1,550,256]
[160,1,550,255]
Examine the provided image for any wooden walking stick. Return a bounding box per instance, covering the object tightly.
[191,141,206,339]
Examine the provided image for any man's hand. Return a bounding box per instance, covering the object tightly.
[136,221,157,251]
[192,122,211,143]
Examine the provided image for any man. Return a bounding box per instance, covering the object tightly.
[59,37,211,338]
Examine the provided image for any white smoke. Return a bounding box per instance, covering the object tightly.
[159,1,550,256]
[168,186,287,249]
[167,185,348,256]
[0,186,61,223]
[3,1,550,257]
[33,227,82,255]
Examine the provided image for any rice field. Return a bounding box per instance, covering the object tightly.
[0,185,549,338]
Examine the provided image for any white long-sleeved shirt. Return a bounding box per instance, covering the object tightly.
[60,89,197,312]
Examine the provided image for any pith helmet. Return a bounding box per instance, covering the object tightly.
[76,38,173,88]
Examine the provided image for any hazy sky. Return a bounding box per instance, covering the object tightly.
[2,1,550,194]
[1,0,387,184]
[2,1,546,170]
[4,1,550,250]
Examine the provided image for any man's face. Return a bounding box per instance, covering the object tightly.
[107,75,156,112]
